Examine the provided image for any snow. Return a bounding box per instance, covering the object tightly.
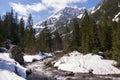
[0,53,26,80]
[24,52,52,62]
[49,13,62,20]
[0,70,26,80]
[91,6,100,14]
[77,14,83,19]
[54,51,120,75]
[112,12,120,22]
[33,6,86,35]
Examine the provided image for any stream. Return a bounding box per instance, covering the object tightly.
[25,58,120,80]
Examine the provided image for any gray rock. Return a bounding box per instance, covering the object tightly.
[8,45,24,65]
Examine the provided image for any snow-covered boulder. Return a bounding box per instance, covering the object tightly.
[54,51,120,75]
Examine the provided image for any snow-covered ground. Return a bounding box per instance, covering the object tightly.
[54,51,120,75]
[0,53,26,80]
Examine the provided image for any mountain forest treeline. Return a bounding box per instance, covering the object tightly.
[0,5,120,64]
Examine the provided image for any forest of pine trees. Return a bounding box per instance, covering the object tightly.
[0,8,120,63]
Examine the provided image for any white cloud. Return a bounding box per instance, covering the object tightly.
[10,3,28,16]
[9,2,46,16]
[9,0,87,22]
[42,0,87,12]
[26,3,46,12]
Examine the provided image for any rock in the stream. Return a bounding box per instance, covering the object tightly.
[65,72,74,77]
[26,69,32,76]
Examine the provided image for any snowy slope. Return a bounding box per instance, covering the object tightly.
[0,53,26,80]
[112,12,120,22]
[91,6,101,14]
[33,6,86,35]
[54,51,120,75]
[34,7,85,29]
[0,70,26,80]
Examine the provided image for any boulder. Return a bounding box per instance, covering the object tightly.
[8,45,24,65]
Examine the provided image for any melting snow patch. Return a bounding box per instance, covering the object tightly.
[24,52,52,62]
[54,51,120,75]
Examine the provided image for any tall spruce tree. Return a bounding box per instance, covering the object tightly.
[70,18,81,51]
[23,14,36,54]
[63,25,71,51]
[0,16,3,46]
[81,11,98,53]
[37,27,52,52]
[19,17,25,46]
[53,30,63,51]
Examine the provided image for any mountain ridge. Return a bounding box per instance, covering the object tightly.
[33,6,86,35]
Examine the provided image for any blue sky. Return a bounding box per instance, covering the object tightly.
[0,0,100,24]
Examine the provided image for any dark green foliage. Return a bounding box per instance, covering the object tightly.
[98,20,112,51]
[37,27,52,52]
[81,11,99,54]
[70,18,81,51]
[62,25,71,51]
[18,17,25,47]
[93,0,120,21]
[19,17,25,39]
[0,16,4,46]
[0,9,19,45]
[52,30,63,51]
[22,14,36,54]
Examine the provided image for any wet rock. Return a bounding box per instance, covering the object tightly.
[26,69,32,76]
[89,69,93,74]
[32,59,39,62]
[65,72,74,77]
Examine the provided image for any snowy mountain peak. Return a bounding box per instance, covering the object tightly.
[33,6,86,33]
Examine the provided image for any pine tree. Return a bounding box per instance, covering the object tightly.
[53,30,63,51]
[0,16,3,46]
[98,19,112,51]
[81,11,99,53]
[44,27,52,52]
[19,17,25,38]
[23,14,36,54]
[70,18,81,51]
[19,17,25,46]
[36,27,52,52]
[11,12,19,44]
[112,20,120,51]
[63,25,71,50]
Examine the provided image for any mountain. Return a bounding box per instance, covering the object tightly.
[33,0,120,36]
[33,6,86,35]
[92,0,120,22]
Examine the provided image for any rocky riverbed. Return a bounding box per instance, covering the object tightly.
[25,58,120,80]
